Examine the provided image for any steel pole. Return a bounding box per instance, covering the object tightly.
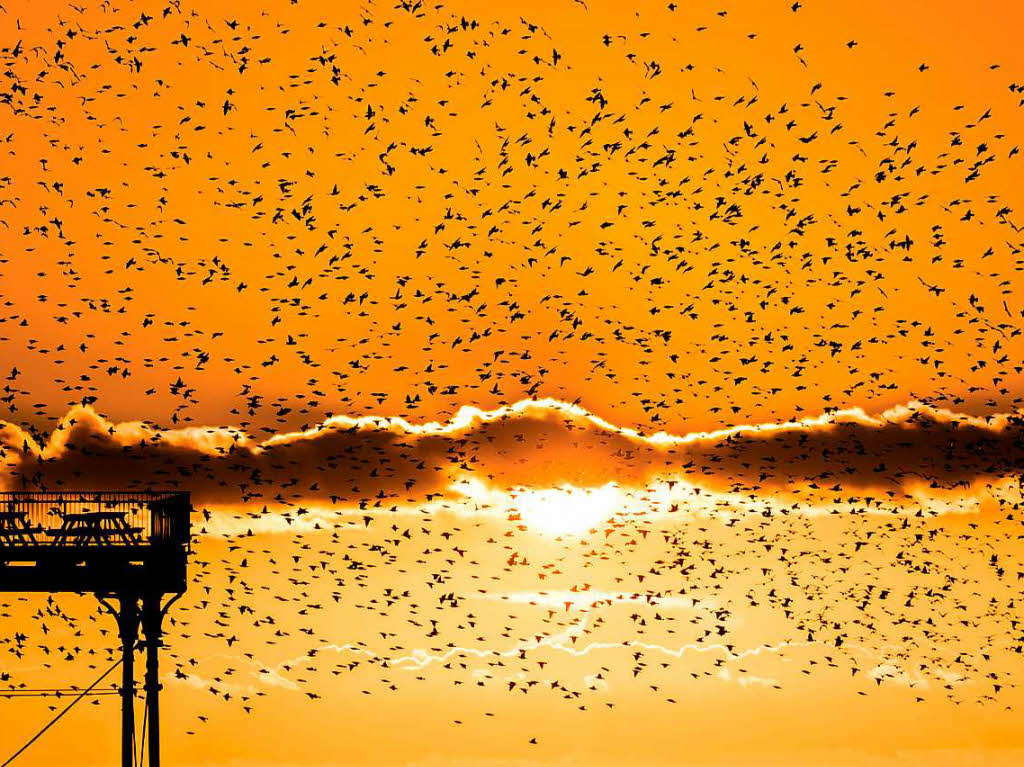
[117,596,139,767]
[142,595,163,767]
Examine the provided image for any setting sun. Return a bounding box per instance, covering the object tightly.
[512,484,623,537]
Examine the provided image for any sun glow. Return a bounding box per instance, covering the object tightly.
[511,484,623,537]
[451,476,625,536]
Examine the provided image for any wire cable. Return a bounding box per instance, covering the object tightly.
[137,696,148,767]
[0,657,123,767]
[0,688,120,693]
[0,691,120,698]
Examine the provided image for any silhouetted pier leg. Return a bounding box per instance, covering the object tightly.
[115,595,140,767]
[142,594,163,767]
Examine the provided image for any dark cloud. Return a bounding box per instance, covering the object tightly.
[1,402,1022,507]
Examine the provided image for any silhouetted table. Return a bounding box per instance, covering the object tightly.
[0,511,43,544]
[47,511,143,546]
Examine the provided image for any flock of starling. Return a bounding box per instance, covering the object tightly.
[0,0,1023,756]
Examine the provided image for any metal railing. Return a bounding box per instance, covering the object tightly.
[0,491,190,548]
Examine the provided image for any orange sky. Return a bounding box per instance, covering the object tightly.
[2,0,1024,765]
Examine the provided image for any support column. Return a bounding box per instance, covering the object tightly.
[116,595,139,767]
[142,594,164,767]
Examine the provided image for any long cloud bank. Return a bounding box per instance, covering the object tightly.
[0,399,1022,507]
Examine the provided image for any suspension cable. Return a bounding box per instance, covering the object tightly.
[0,657,124,767]
[137,695,148,767]
[0,688,120,693]
[0,691,120,698]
